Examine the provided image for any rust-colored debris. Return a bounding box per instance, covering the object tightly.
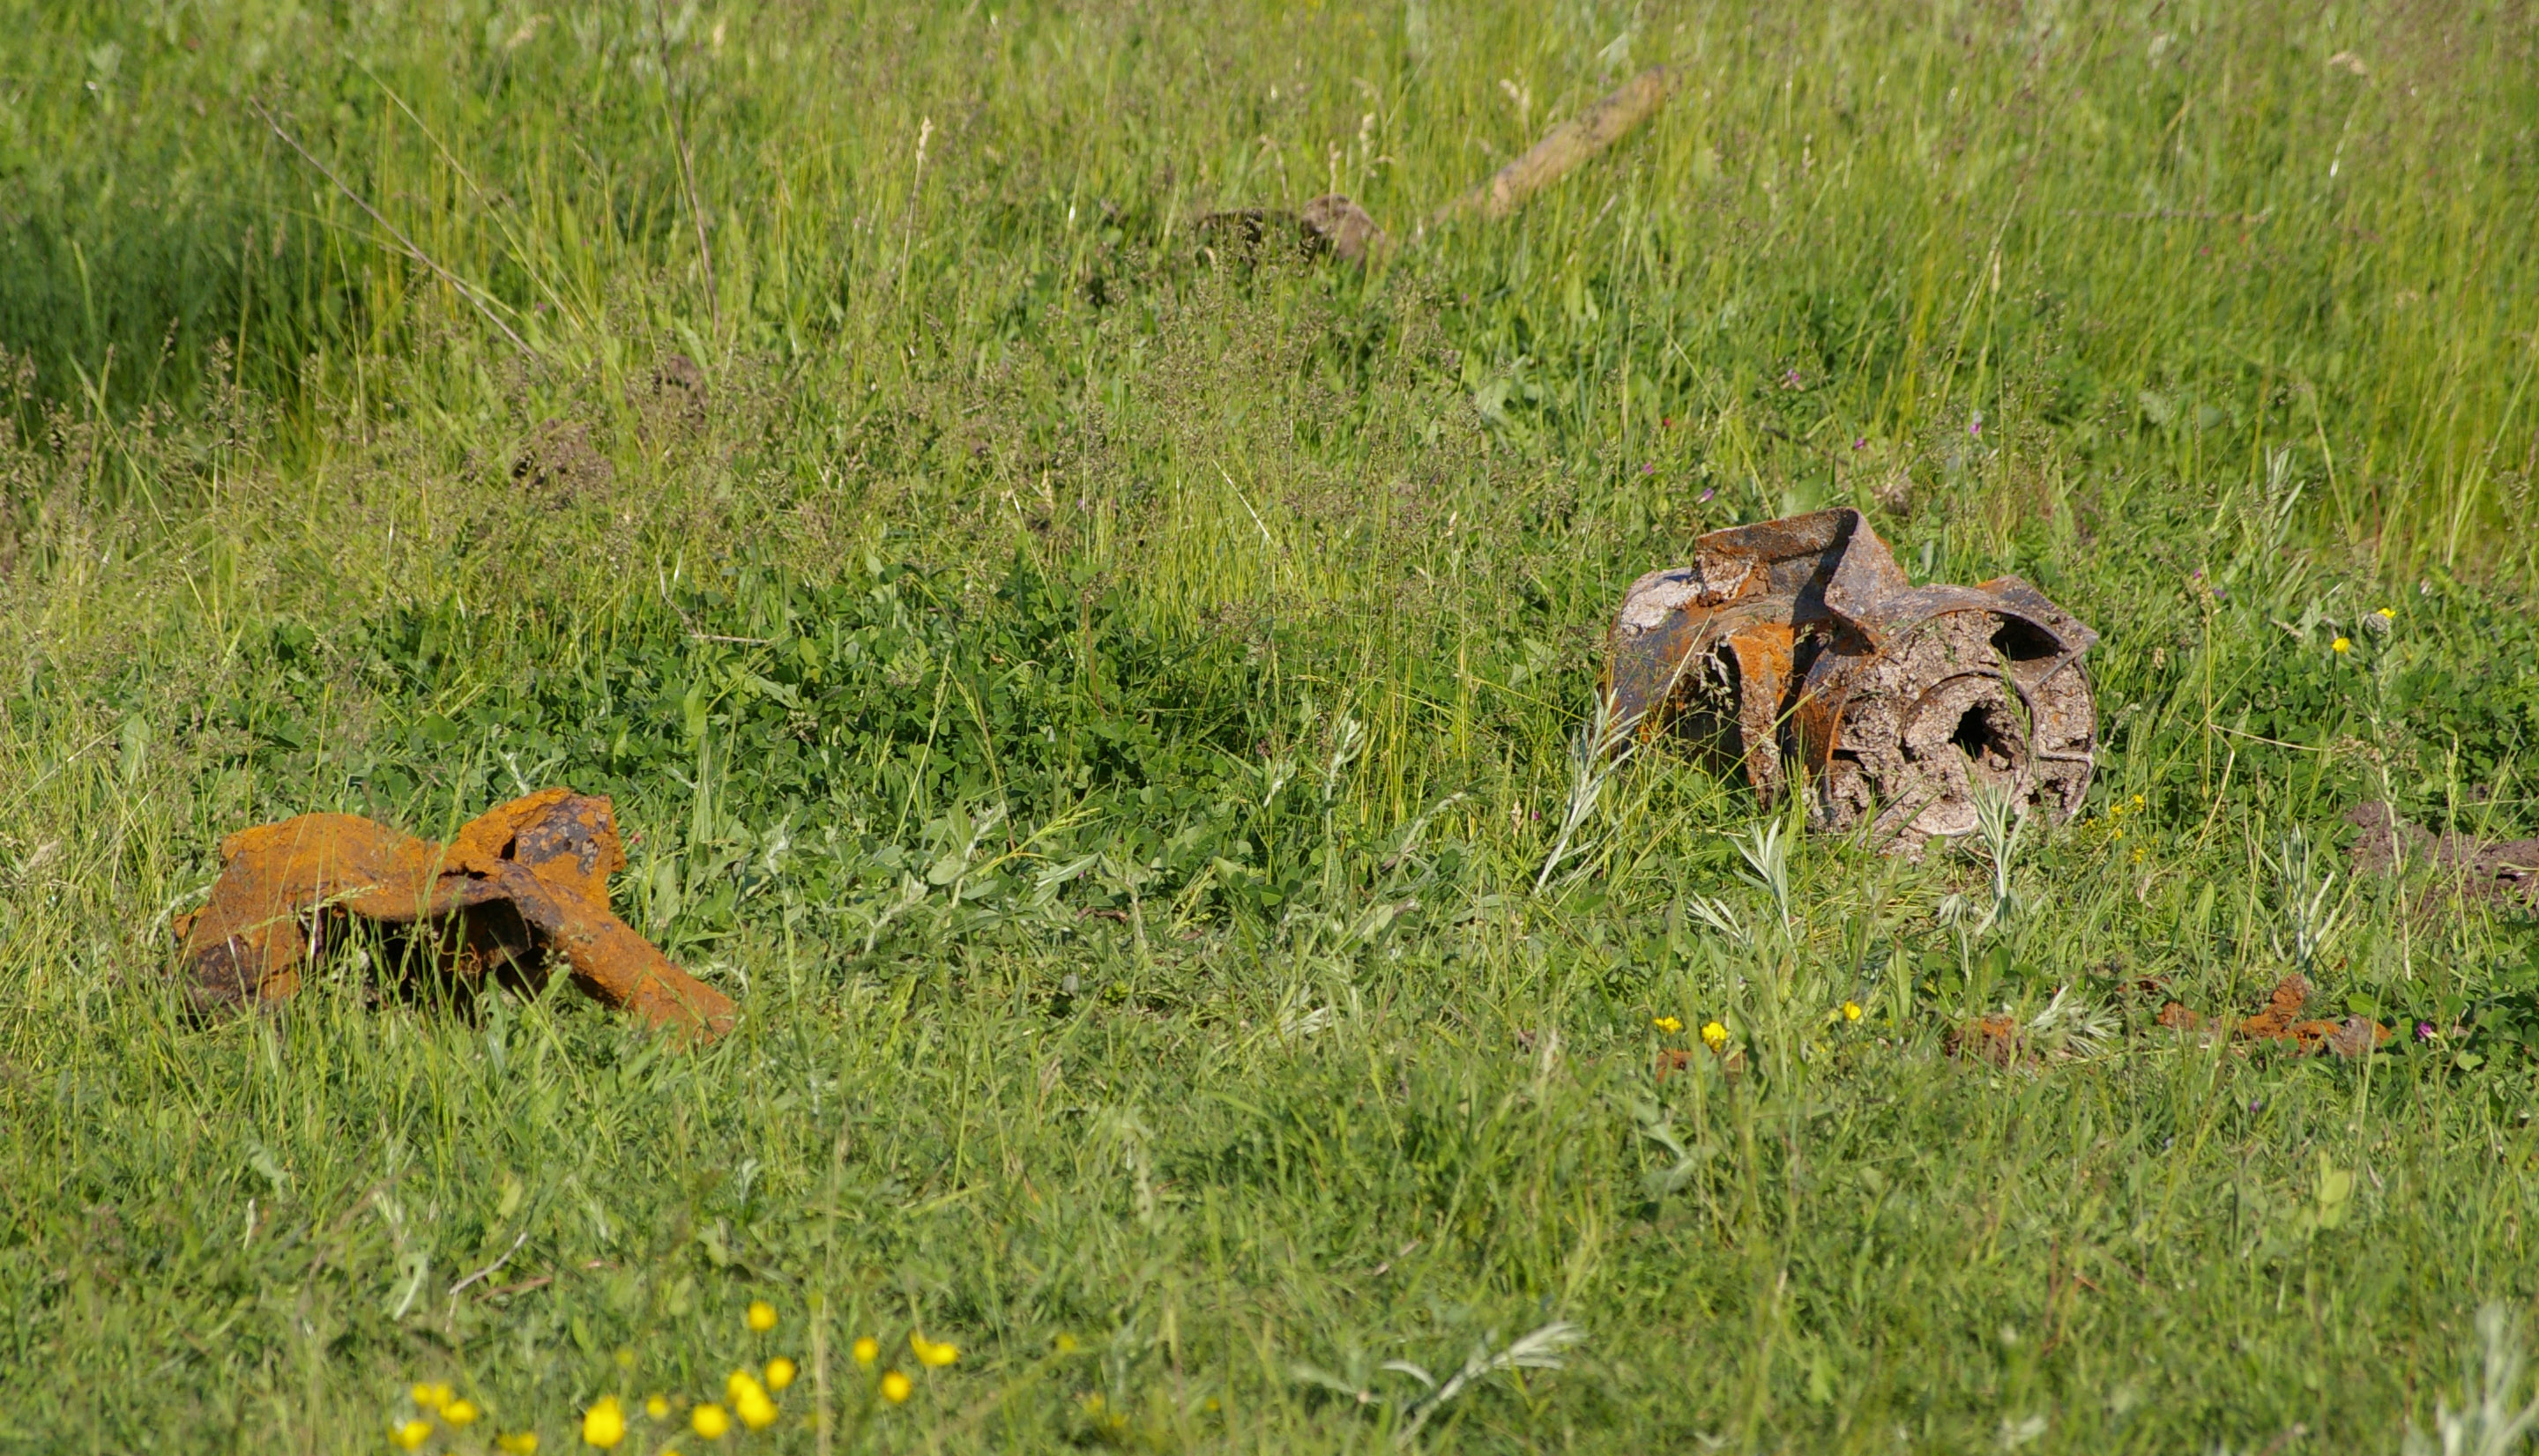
[1944,1013,2024,1067]
[1654,1044,1745,1081]
[175,789,733,1042]
[1195,195,1390,265]
[2156,973,2387,1058]
[1605,508,2099,851]
[2346,801,2539,906]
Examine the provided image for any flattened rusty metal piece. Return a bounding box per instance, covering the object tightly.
[1605,508,2099,852]
[2157,973,2389,1057]
[177,789,734,1042]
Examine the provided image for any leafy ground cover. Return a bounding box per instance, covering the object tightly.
[4,0,2539,1451]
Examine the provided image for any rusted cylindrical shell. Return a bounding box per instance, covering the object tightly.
[1604,508,2099,852]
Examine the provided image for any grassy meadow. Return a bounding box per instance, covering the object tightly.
[7,0,2539,1450]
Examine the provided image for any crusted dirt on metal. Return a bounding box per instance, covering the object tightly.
[175,789,734,1042]
[1604,508,2099,852]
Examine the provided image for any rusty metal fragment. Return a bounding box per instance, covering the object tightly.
[175,789,733,1042]
[1195,194,1391,266]
[2156,973,2388,1057]
[1605,508,2099,851]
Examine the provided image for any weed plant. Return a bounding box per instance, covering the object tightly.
[4,0,2539,1452]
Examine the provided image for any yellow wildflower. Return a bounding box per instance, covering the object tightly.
[1651,1014,1682,1035]
[764,1357,797,1393]
[2332,636,2351,654]
[1701,1021,1729,1051]
[2377,606,2396,620]
[880,1371,913,1404]
[746,1300,778,1333]
[442,1400,480,1428]
[412,1383,455,1413]
[852,1336,880,1368]
[495,1435,540,1456]
[644,1395,671,1421]
[581,1396,626,1450]
[736,1387,778,1432]
[1054,1333,1079,1354]
[912,1334,958,1368]
[689,1403,731,1440]
[392,1419,434,1452]
[1841,1001,1863,1022]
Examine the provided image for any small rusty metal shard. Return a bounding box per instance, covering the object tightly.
[1605,508,2099,851]
[2156,973,2388,1057]
[1195,194,1391,266]
[175,789,734,1042]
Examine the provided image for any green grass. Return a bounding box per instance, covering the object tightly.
[5,0,2539,1451]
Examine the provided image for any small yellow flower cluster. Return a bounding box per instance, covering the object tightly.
[1650,1014,1682,1036]
[2089,791,2148,844]
[1840,1000,1863,1023]
[912,1333,960,1369]
[2332,635,2351,654]
[398,1297,825,1454]
[845,1329,960,1407]
[1700,1021,1730,1051]
[1082,1392,1134,1437]
[394,1379,518,1452]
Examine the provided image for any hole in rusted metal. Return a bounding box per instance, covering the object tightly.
[1990,618,2060,663]
[1950,703,2021,776]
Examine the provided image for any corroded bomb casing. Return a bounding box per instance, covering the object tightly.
[1605,508,2097,852]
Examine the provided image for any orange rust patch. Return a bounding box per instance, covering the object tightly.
[1945,1013,2023,1066]
[177,789,733,1042]
[2157,973,2386,1059]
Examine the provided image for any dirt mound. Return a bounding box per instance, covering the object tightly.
[2346,801,2539,905]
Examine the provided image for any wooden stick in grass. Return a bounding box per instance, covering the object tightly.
[1438,65,1676,224]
